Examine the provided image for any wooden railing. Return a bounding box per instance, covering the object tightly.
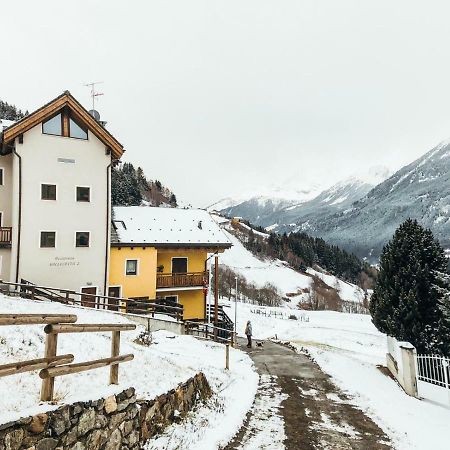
[0,314,135,402]
[0,280,184,322]
[156,271,208,289]
[0,227,12,245]
[184,320,236,345]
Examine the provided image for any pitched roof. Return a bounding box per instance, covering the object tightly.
[0,91,124,159]
[112,206,232,249]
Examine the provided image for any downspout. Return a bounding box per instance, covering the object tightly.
[13,144,22,284]
[104,160,112,297]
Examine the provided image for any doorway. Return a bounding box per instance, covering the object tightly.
[107,286,121,311]
[81,287,97,308]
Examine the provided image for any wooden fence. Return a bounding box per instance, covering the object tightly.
[0,280,184,321]
[0,313,135,402]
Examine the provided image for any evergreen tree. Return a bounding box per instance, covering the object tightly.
[370,219,450,355]
[169,193,177,207]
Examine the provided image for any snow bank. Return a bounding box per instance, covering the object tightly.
[223,299,450,450]
[0,295,258,450]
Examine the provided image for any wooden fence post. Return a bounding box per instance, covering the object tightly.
[40,332,58,401]
[225,344,230,370]
[110,331,120,385]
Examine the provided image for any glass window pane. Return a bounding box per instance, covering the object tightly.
[42,114,62,136]
[126,260,137,275]
[40,232,56,248]
[76,187,90,202]
[41,184,56,200]
[69,118,88,140]
[76,232,90,247]
[172,258,188,273]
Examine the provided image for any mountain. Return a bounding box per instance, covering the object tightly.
[217,166,391,231]
[290,140,450,261]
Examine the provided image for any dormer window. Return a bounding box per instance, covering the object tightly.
[42,110,88,140]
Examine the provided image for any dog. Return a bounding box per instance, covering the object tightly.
[256,341,264,348]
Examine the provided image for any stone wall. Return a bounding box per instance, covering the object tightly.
[0,372,211,450]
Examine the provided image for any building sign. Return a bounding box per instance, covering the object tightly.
[49,256,80,267]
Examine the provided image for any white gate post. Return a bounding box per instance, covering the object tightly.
[399,343,418,398]
[442,358,450,406]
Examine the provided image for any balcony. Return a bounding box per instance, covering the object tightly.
[0,227,12,247]
[156,271,208,289]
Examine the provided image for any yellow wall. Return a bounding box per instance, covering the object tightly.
[161,289,205,320]
[157,249,207,274]
[109,247,157,298]
[110,246,211,320]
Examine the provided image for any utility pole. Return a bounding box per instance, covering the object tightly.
[214,255,219,329]
[234,276,238,347]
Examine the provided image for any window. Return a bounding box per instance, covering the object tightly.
[76,186,90,202]
[41,184,56,200]
[42,111,88,140]
[126,259,138,276]
[172,257,188,273]
[40,232,56,248]
[69,117,88,140]
[0,168,3,186]
[75,232,90,248]
[0,212,2,226]
[42,114,62,136]
[165,295,178,303]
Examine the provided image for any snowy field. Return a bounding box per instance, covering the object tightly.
[223,299,450,450]
[220,229,365,304]
[0,295,258,450]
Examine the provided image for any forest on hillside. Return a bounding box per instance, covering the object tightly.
[0,100,28,121]
[111,162,177,207]
[235,223,376,289]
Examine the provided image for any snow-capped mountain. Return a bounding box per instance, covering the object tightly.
[216,166,392,231]
[290,140,450,261]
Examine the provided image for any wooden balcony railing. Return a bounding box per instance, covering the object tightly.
[156,271,208,289]
[0,227,12,246]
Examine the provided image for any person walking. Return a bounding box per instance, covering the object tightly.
[245,320,252,348]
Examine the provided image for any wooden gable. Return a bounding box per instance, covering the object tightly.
[0,91,124,159]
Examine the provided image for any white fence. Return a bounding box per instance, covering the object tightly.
[416,354,450,406]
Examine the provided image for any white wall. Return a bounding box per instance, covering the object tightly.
[11,123,111,294]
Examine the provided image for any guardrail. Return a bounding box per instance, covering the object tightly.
[0,313,136,402]
[185,320,236,346]
[0,280,184,322]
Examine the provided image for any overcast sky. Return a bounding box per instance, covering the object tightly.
[3,1,450,206]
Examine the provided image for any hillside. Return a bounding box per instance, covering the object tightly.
[217,166,391,230]
[215,218,367,311]
[112,162,178,207]
[290,140,450,260]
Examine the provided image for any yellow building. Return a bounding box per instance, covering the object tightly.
[109,206,231,320]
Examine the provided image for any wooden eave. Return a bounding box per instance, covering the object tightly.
[1,91,124,159]
[111,242,231,251]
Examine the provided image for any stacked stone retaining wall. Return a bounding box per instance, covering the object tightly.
[0,372,210,450]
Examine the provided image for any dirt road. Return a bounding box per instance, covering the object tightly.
[225,340,392,450]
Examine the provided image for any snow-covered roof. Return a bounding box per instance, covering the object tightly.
[112,206,232,248]
[0,118,16,131]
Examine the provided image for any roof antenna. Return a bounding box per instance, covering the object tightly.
[84,81,104,121]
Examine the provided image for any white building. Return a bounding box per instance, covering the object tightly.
[0,91,124,298]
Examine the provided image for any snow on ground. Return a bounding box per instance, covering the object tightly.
[220,229,364,304]
[222,299,450,450]
[307,268,365,303]
[236,375,287,450]
[0,295,258,450]
[220,230,311,295]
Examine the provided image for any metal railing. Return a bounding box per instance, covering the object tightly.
[185,320,236,345]
[0,280,184,322]
[0,227,12,245]
[156,271,208,289]
[416,353,450,405]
